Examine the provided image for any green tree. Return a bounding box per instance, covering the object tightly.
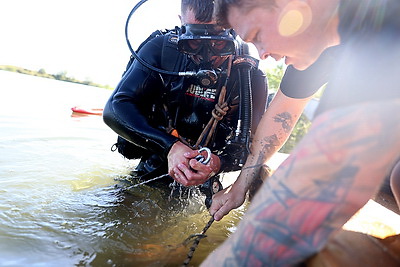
[0,65,113,89]
[266,63,285,92]
[38,68,46,75]
[54,71,68,80]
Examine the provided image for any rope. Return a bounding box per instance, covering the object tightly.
[125,174,170,189]
[180,57,233,266]
[127,57,233,265]
[195,56,233,149]
[182,216,215,266]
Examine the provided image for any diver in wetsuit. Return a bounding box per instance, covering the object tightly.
[103,0,267,204]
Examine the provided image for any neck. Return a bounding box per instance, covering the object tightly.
[313,0,341,50]
[325,0,341,48]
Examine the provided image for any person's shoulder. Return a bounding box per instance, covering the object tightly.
[232,36,262,71]
[232,52,261,72]
[163,30,179,48]
[140,27,180,48]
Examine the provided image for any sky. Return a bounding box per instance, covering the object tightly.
[0,0,181,86]
[0,0,276,87]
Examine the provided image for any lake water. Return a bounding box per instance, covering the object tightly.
[0,71,246,266]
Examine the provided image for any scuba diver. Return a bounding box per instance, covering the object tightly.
[103,0,268,207]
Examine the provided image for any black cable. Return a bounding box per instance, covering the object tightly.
[125,0,196,76]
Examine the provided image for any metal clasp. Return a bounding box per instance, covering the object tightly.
[195,147,211,164]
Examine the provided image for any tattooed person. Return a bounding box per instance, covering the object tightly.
[202,0,400,266]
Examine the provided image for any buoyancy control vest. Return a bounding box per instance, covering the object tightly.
[112,27,265,174]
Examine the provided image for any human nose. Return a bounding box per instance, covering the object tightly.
[256,46,269,60]
[259,52,269,60]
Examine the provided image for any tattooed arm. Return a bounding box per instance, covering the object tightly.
[202,100,400,266]
[209,90,313,220]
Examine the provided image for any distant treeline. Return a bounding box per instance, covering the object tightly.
[0,64,315,154]
[0,65,113,90]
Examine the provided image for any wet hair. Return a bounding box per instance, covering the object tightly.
[181,0,215,23]
[215,0,276,28]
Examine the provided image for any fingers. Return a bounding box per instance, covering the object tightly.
[209,197,232,221]
[189,158,212,172]
[172,166,189,185]
[213,205,231,221]
[171,157,213,186]
[173,162,210,186]
[208,199,222,217]
[208,190,228,221]
[169,148,217,186]
[183,150,199,159]
[208,186,245,221]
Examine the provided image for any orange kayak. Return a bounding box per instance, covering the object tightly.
[71,106,103,115]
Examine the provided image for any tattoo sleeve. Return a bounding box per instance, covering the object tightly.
[273,112,293,134]
[201,100,400,267]
[245,112,294,172]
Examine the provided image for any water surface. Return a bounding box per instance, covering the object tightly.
[0,71,245,266]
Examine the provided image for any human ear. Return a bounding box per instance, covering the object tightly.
[278,0,312,37]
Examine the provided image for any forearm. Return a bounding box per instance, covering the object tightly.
[104,98,178,158]
[103,68,178,158]
[202,100,400,266]
[233,91,312,192]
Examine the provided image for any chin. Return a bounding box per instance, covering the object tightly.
[289,59,313,71]
[293,64,309,71]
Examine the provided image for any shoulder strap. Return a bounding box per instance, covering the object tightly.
[158,27,188,87]
[233,38,259,68]
[122,28,177,76]
[160,27,185,73]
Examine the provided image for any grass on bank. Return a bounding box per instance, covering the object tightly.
[0,65,113,90]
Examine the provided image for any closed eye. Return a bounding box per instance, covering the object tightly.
[243,29,258,44]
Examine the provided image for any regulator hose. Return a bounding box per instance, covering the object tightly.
[237,44,253,149]
[228,52,257,165]
[125,0,196,77]
[236,60,253,157]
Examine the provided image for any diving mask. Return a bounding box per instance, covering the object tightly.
[177,24,236,59]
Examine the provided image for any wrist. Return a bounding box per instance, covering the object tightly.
[236,162,260,192]
[214,154,221,173]
[166,139,182,158]
[230,178,249,195]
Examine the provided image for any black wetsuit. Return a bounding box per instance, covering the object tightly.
[103,30,268,183]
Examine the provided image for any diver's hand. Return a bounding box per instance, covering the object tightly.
[209,183,246,221]
[167,141,193,182]
[172,149,221,186]
[185,149,220,186]
[168,142,218,186]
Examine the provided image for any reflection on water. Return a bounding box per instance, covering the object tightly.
[0,71,245,266]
